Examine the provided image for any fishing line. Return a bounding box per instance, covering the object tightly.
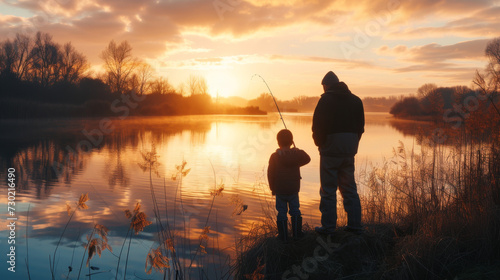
[251,74,296,148]
[251,74,288,130]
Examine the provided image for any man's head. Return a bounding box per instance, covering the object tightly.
[277,129,293,148]
[321,71,339,92]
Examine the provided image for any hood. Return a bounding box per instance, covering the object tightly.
[323,82,351,95]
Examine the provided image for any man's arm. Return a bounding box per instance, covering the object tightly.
[312,97,328,147]
[267,155,276,195]
[357,98,365,140]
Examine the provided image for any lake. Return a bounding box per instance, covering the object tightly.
[0,113,430,279]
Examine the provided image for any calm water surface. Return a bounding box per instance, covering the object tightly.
[0,113,429,279]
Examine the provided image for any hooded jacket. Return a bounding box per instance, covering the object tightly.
[312,82,365,156]
[267,148,311,195]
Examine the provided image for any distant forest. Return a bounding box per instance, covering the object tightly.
[0,32,264,119]
[245,94,397,113]
[389,37,500,125]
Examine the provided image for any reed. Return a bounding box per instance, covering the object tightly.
[234,131,500,279]
[136,146,232,279]
[50,193,89,279]
[25,204,31,280]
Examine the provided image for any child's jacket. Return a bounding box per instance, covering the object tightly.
[267,148,311,195]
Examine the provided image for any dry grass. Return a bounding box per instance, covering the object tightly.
[234,135,500,279]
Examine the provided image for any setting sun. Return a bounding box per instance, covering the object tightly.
[205,70,243,98]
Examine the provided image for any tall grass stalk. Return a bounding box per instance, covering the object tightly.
[187,162,222,269]
[114,226,131,280]
[138,148,232,279]
[25,204,31,280]
[50,193,89,280]
[77,223,111,280]
[65,227,81,280]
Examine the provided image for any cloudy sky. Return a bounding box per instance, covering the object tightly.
[1,0,499,99]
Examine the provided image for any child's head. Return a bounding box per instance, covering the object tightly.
[277,129,293,148]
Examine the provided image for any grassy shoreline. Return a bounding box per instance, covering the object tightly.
[235,221,500,280]
[234,140,500,280]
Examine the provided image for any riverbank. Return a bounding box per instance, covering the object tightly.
[235,220,500,280]
[0,96,266,119]
[235,140,500,280]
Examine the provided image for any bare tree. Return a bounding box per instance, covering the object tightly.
[134,62,153,95]
[60,42,89,83]
[485,37,500,90]
[188,75,197,96]
[29,32,62,87]
[0,34,33,80]
[475,38,500,92]
[417,83,438,99]
[14,33,32,80]
[100,40,138,94]
[1,32,90,86]
[188,75,208,95]
[474,37,500,116]
[177,82,186,96]
[150,77,173,95]
[0,39,17,74]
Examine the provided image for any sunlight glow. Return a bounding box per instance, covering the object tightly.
[205,70,242,98]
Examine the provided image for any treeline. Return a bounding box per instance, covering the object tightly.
[248,94,397,113]
[0,32,264,119]
[389,85,478,118]
[389,84,500,142]
[390,38,500,123]
[247,94,317,112]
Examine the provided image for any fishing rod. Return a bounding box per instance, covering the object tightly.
[251,74,288,130]
[251,74,296,148]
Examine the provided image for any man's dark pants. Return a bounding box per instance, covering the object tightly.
[319,156,362,231]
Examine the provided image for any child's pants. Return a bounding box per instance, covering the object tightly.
[276,193,301,222]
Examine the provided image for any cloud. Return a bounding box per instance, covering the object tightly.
[375,39,490,86]
[166,54,266,70]
[387,6,500,39]
[144,0,346,37]
[395,0,493,15]
[0,13,24,23]
[164,53,378,72]
[269,54,377,69]
[1,0,498,81]
[0,0,351,44]
[3,0,498,39]
[378,39,490,63]
[394,63,475,73]
[195,57,223,64]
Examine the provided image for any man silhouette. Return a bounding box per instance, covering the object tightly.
[312,71,365,235]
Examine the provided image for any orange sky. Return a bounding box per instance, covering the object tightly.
[1,0,499,99]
